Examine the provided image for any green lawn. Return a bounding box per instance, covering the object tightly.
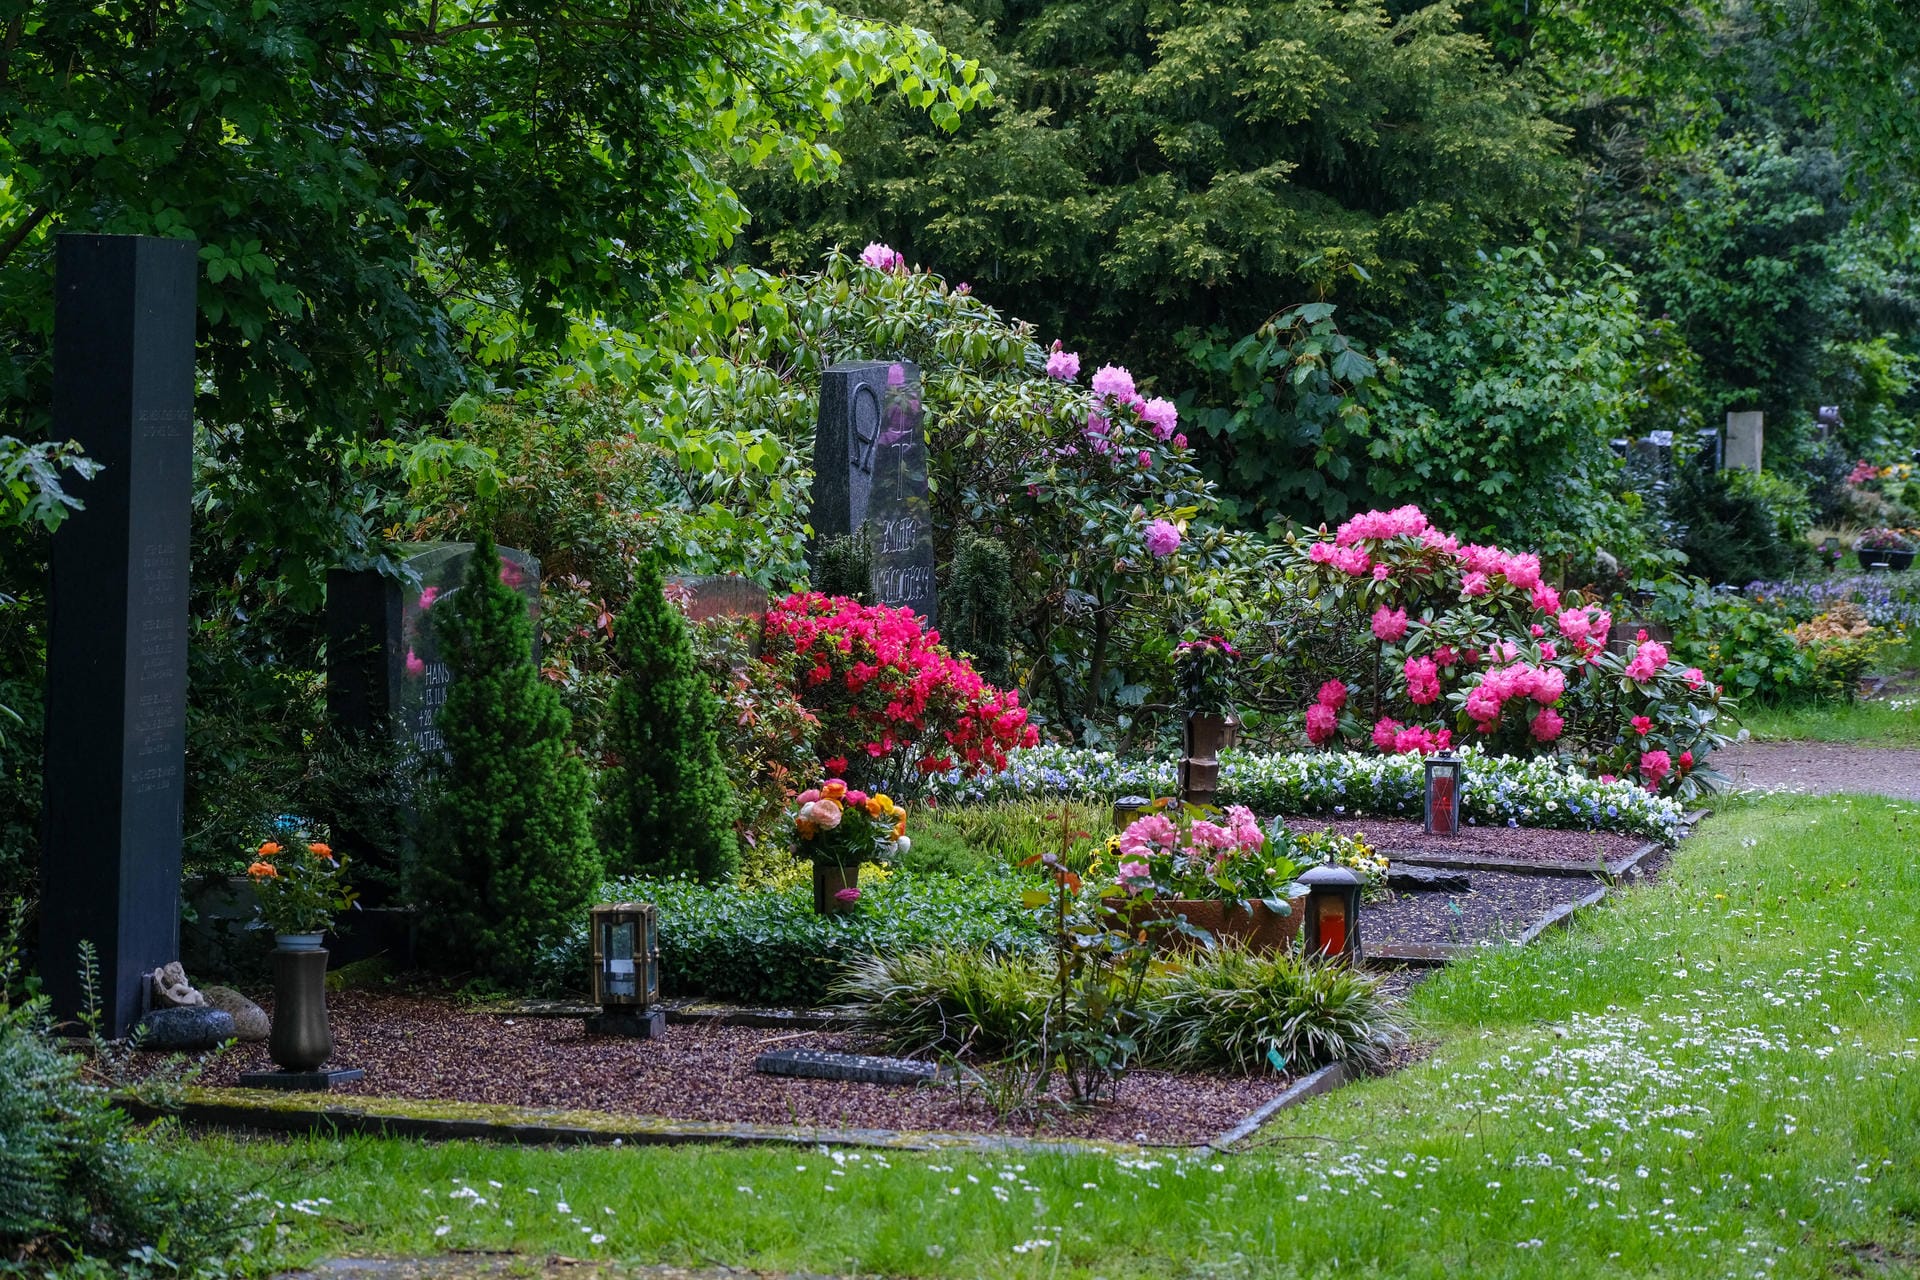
[179,792,1920,1278]
[1737,697,1920,745]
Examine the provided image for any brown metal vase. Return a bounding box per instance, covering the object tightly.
[812,862,861,915]
[268,947,334,1072]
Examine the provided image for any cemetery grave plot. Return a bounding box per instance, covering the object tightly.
[1287,815,1653,873]
[1362,867,1607,953]
[189,991,1297,1145]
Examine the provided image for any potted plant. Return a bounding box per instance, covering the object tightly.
[792,779,906,915]
[244,837,355,1073]
[1174,635,1239,803]
[1100,802,1310,953]
[1853,527,1917,571]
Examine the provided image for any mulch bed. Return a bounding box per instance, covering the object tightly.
[1363,867,1603,948]
[1289,816,1647,867]
[193,992,1287,1146]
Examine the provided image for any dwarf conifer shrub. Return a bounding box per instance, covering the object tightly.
[604,559,739,882]
[811,528,872,602]
[946,532,1014,686]
[414,532,601,981]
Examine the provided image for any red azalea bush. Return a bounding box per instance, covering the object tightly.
[1292,506,1734,798]
[761,593,1038,794]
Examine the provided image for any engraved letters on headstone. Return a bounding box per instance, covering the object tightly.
[40,235,198,1037]
[810,360,938,626]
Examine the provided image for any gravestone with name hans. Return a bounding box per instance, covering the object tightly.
[810,360,938,626]
[40,235,198,1038]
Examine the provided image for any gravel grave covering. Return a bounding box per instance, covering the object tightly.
[1363,867,1603,948]
[197,993,1289,1145]
[1288,815,1647,866]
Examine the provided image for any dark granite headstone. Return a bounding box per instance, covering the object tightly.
[1696,427,1722,472]
[40,235,197,1039]
[753,1047,949,1086]
[810,361,937,626]
[1386,865,1472,892]
[327,542,541,759]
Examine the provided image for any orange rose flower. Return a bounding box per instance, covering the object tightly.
[257,841,282,858]
[822,781,848,801]
[308,842,334,859]
[247,861,279,878]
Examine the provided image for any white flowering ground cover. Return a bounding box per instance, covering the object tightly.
[179,792,1917,1278]
[932,743,1684,841]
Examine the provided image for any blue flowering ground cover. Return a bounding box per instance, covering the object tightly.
[930,745,1681,843]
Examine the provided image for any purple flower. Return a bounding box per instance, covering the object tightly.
[1046,348,1081,381]
[860,242,903,271]
[1140,397,1178,439]
[1145,519,1182,558]
[833,887,862,904]
[1091,364,1136,402]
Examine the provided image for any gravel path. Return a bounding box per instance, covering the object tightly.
[1708,742,1920,799]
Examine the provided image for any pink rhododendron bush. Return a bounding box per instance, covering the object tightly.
[762,593,1039,796]
[1290,506,1734,798]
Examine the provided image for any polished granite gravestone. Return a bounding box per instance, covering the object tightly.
[811,360,937,626]
[40,235,197,1038]
[327,542,541,759]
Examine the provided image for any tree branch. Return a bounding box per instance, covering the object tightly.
[0,205,53,269]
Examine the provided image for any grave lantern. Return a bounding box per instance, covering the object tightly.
[1424,752,1464,837]
[1112,796,1153,830]
[1298,865,1362,962]
[585,902,665,1038]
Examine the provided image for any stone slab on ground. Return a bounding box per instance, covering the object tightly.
[754,1047,946,1086]
[1385,865,1471,891]
[1708,742,1920,800]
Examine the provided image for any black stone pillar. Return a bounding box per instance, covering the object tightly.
[41,235,197,1037]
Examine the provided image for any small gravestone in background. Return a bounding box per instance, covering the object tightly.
[1696,427,1723,471]
[327,542,542,760]
[40,234,197,1039]
[1725,410,1764,472]
[810,360,938,626]
[670,574,770,625]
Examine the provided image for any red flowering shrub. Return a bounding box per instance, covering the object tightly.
[761,593,1038,793]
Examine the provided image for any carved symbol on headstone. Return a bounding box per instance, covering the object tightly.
[849,382,881,477]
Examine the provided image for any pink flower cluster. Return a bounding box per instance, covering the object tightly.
[1305,679,1347,745]
[1464,662,1565,735]
[1371,717,1453,755]
[764,594,1038,778]
[1623,639,1669,683]
[1371,606,1409,643]
[1046,342,1081,381]
[1308,541,1375,575]
[1335,505,1430,544]
[859,242,905,271]
[1116,804,1265,889]
[1145,519,1182,558]
[1847,460,1879,486]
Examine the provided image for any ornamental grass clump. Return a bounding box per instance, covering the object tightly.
[604,558,739,883]
[834,947,1050,1058]
[414,531,601,983]
[1149,947,1403,1074]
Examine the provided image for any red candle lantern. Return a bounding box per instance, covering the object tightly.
[1424,752,1463,837]
[1298,865,1362,962]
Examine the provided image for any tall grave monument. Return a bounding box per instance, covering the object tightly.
[1725,411,1764,472]
[810,360,938,625]
[41,235,197,1037]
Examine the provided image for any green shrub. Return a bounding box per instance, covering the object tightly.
[834,943,1404,1074]
[1149,947,1403,1074]
[603,559,739,883]
[543,869,1040,1006]
[1671,466,1812,586]
[809,529,871,602]
[944,532,1014,687]
[0,925,245,1274]
[414,531,602,983]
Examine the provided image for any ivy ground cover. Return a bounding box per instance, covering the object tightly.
[174,791,1917,1277]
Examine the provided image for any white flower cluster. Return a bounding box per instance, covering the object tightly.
[931,744,1681,841]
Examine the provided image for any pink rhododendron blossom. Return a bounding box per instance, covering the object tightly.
[418,586,440,610]
[834,887,862,904]
[1373,565,1391,581]
[1530,582,1561,614]
[1540,641,1558,660]
[1624,640,1669,683]
[405,649,425,677]
[1116,860,1153,893]
[1461,571,1491,597]
[1145,520,1182,558]
[1172,433,1188,449]
[1373,717,1403,751]
[1502,553,1542,590]
[1433,645,1459,668]
[1140,397,1178,439]
[1091,364,1137,401]
[1137,450,1153,469]
[1085,412,1108,437]
[1046,346,1081,381]
[1371,606,1409,643]
[1334,505,1430,546]
[1317,680,1349,711]
[1530,706,1564,742]
[1683,667,1706,690]
[1631,715,1652,736]
[1393,724,1451,755]
[859,242,903,270]
[1639,750,1673,788]
[1305,702,1339,745]
[1530,665,1565,704]
[1189,820,1237,851]
[1679,749,1694,769]
[1404,655,1441,705]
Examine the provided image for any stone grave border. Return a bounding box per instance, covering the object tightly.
[1379,840,1661,881]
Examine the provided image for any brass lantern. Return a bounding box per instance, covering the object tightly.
[1424,752,1464,837]
[1298,865,1362,962]
[585,903,664,1038]
[1112,795,1153,831]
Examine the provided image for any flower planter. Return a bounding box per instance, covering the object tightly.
[811,862,860,915]
[1858,547,1915,572]
[268,945,335,1072]
[1133,897,1301,955]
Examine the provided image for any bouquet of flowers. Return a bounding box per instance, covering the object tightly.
[1174,635,1239,715]
[792,779,907,870]
[1854,527,1916,553]
[245,836,356,936]
[1103,802,1302,906]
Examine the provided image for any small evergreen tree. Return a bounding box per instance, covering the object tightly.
[414,532,601,981]
[811,527,873,601]
[604,559,740,881]
[946,531,1014,687]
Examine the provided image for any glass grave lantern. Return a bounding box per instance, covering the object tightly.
[585,902,665,1038]
[1424,752,1464,837]
[1298,865,1362,962]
